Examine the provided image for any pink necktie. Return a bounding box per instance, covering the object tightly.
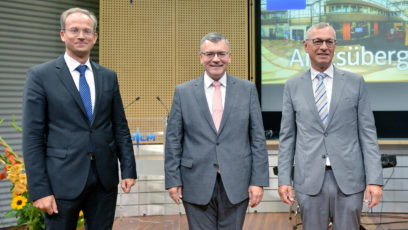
[212,81,223,132]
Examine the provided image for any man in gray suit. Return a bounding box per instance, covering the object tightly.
[165,32,269,229]
[23,8,136,229]
[278,22,383,229]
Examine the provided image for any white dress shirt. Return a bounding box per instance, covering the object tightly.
[204,72,227,113]
[310,64,334,166]
[64,52,96,112]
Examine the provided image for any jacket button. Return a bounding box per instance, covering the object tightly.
[324,133,328,137]
[216,143,220,146]
[322,155,326,158]
[88,152,95,160]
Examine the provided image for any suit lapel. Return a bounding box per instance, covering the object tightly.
[326,66,346,128]
[55,55,90,126]
[217,75,236,135]
[91,61,101,127]
[193,77,217,133]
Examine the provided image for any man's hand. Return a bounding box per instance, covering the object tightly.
[168,186,182,205]
[121,178,136,193]
[33,195,58,215]
[248,186,264,208]
[278,185,294,205]
[365,184,382,209]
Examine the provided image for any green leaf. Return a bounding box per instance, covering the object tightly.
[11,115,22,133]
[5,210,18,218]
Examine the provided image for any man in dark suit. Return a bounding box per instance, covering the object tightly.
[165,32,269,229]
[23,8,136,229]
[278,22,383,229]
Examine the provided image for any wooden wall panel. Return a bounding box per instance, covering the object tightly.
[174,0,249,84]
[100,0,248,124]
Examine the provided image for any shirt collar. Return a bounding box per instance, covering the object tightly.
[311,64,334,81]
[64,52,92,73]
[204,72,227,89]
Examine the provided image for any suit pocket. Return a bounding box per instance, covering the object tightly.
[180,158,193,168]
[46,148,67,158]
[344,97,358,107]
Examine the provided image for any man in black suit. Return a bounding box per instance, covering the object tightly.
[23,7,137,229]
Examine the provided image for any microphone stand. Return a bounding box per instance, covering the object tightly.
[156,96,170,119]
[124,97,140,110]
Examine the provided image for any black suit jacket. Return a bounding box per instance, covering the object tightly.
[23,55,137,201]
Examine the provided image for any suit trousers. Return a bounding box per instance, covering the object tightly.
[44,160,118,230]
[183,174,249,230]
[296,168,364,230]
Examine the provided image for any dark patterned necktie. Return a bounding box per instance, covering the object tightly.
[76,65,92,123]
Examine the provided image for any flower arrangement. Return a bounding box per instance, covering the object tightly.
[0,117,84,229]
[0,117,44,229]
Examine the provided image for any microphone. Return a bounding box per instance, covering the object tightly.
[156,96,170,118]
[124,97,140,110]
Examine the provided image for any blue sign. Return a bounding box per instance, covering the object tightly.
[131,128,156,147]
[355,27,363,33]
[267,0,306,11]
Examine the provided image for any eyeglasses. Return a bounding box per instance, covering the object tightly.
[307,38,337,48]
[201,51,229,59]
[64,28,95,36]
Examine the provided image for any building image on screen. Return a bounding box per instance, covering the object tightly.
[259,0,408,111]
[257,0,408,137]
[261,0,407,84]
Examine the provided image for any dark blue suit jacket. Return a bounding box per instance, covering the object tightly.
[23,55,137,201]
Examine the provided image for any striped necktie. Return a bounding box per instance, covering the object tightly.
[315,73,328,126]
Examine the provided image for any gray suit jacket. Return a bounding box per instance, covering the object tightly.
[278,66,383,195]
[165,75,269,205]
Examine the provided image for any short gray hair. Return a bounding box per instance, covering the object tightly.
[200,32,230,52]
[60,7,97,32]
[305,22,336,40]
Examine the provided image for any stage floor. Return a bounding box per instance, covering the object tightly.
[112,212,408,230]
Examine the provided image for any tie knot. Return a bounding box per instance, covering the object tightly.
[316,73,327,81]
[212,81,221,88]
[76,65,87,75]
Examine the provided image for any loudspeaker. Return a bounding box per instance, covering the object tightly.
[381,154,397,168]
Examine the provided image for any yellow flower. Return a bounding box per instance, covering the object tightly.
[10,164,23,173]
[11,195,27,210]
[7,171,19,183]
[79,210,84,217]
[13,182,27,195]
[12,191,18,198]
[19,173,27,185]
